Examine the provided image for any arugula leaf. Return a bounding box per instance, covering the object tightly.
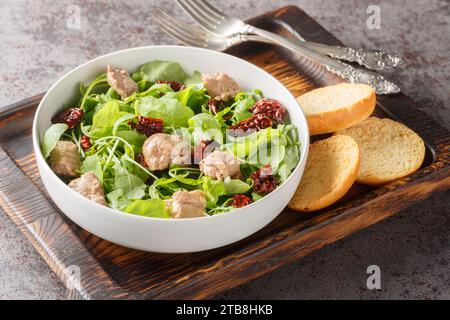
[82,97,101,125]
[112,114,135,136]
[123,199,169,218]
[148,177,181,199]
[116,130,146,154]
[101,162,117,195]
[113,163,146,200]
[41,123,68,159]
[188,113,223,145]
[90,101,127,139]
[139,60,188,83]
[120,153,149,182]
[168,167,203,188]
[214,106,232,127]
[232,98,253,124]
[138,83,174,99]
[176,85,208,113]
[231,90,263,124]
[202,177,226,206]
[79,74,108,111]
[135,95,194,128]
[80,154,103,183]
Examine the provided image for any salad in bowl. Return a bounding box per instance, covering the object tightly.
[41,60,300,220]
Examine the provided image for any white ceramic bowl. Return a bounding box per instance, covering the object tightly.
[33,46,309,253]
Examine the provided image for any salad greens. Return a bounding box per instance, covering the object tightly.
[42,60,301,218]
[138,60,189,83]
[42,123,69,159]
[135,95,194,128]
[123,198,169,218]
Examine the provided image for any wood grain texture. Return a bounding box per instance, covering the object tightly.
[0,5,449,300]
[0,146,136,299]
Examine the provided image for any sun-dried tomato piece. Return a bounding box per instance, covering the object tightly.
[230,194,253,208]
[156,80,186,92]
[230,114,273,133]
[80,135,91,151]
[250,98,286,123]
[250,164,277,195]
[51,108,84,129]
[131,116,164,137]
[136,153,148,168]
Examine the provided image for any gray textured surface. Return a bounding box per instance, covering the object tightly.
[0,0,449,300]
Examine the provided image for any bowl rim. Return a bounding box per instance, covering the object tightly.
[32,45,310,223]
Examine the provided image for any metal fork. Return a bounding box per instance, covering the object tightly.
[152,8,273,50]
[175,0,401,94]
[153,9,403,71]
[268,18,404,71]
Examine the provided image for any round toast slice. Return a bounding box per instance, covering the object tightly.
[288,135,360,212]
[337,117,425,186]
[296,83,376,135]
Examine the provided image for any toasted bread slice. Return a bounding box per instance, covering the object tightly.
[288,135,360,212]
[337,117,425,186]
[296,83,376,135]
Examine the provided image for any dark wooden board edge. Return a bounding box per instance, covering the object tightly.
[0,144,139,299]
[164,170,450,299]
[0,5,448,300]
[0,93,44,119]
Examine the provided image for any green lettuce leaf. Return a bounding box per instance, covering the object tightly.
[224,126,297,175]
[89,101,127,139]
[139,60,188,83]
[224,127,285,160]
[123,199,169,218]
[184,70,203,87]
[223,178,252,195]
[120,153,149,182]
[106,189,132,210]
[113,163,146,200]
[277,145,300,183]
[188,113,223,145]
[248,145,286,172]
[41,123,68,159]
[135,95,194,128]
[80,154,103,183]
[252,192,263,202]
[138,83,174,98]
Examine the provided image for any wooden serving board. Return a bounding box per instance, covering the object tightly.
[0,6,449,300]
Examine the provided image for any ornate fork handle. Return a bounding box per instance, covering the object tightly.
[325,60,401,94]
[268,18,404,71]
[243,25,400,94]
[306,43,405,71]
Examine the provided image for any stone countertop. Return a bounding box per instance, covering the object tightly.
[0,0,449,299]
